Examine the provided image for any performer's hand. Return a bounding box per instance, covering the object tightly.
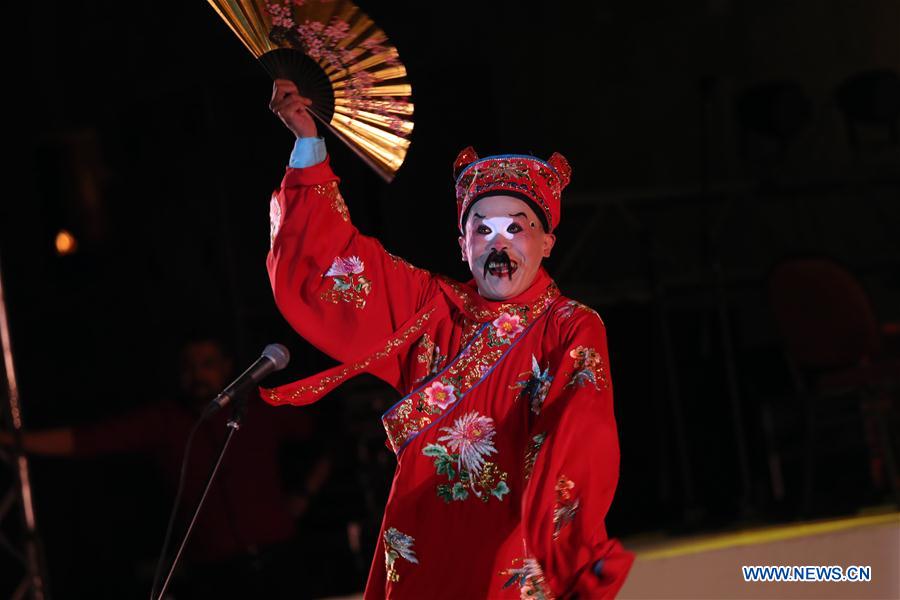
[269,79,318,139]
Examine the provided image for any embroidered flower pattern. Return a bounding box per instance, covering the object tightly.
[423,380,456,410]
[512,355,553,415]
[552,475,580,540]
[383,527,418,582]
[482,160,529,182]
[320,256,372,309]
[415,373,462,415]
[456,158,556,228]
[326,256,363,277]
[492,312,525,340]
[501,557,553,600]
[422,412,509,503]
[381,283,559,453]
[565,346,608,390]
[269,195,282,248]
[438,411,496,474]
[474,362,491,380]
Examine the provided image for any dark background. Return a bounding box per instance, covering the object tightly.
[2,0,899,597]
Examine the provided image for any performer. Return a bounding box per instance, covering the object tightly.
[266,80,634,599]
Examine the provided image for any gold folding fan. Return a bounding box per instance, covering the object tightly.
[207,0,414,181]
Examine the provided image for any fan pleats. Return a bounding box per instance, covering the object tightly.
[208,0,414,181]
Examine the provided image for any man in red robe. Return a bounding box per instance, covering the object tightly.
[265,80,633,599]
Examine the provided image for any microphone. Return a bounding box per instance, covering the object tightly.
[204,344,290,416]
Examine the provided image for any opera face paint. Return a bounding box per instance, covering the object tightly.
[459,195,556,301]
[480,217,516,241]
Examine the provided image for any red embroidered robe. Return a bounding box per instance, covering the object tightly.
[263,157,634,599]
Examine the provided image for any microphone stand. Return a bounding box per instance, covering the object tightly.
[154,398,248,600]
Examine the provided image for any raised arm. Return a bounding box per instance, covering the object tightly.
[267,80,435,365]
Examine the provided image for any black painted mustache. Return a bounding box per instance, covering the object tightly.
[483,249,514,280]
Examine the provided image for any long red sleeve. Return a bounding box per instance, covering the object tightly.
[267,157,437,390]
[522,309,633,598]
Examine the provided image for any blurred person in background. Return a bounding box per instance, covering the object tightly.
[3,332,333,598]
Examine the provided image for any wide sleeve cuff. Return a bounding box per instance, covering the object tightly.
[289,136,327,168]
[565,540,635,599]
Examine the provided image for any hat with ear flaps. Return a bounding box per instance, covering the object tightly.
[453,146,572,233]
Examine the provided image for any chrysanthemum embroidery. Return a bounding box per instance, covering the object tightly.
[320,256,372,309]
[500,557,553,600]
[422,411,509,503]
[511,355,553,415]
[488,311,525,347]
[269,195,282,248]
[552,475,580,540]
[565,346,609,390]
[383,527,418,583]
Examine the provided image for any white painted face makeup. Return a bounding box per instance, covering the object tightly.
[460,195,556,301]
[481,216,516,241]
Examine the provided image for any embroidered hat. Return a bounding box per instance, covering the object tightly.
[453,147,572,233]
